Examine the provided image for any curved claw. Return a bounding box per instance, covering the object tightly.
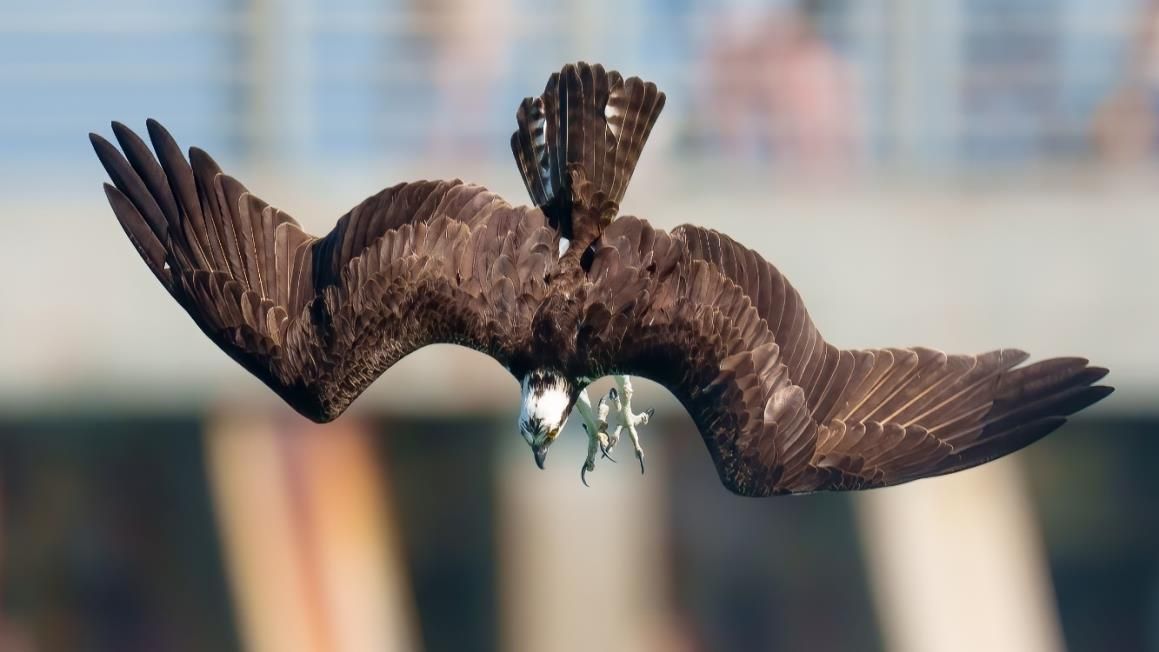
[581,464,592,487]
[635,450,645,475]
[600,444,618,463]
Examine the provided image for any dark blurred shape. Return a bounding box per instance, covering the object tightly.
[380,415,502,652]
[663,415,882,652]
[1021,417,1159,652]
[2,410,1156,651]
[0,416,240,652]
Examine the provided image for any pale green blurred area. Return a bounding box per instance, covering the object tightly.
[1,1,1157,651]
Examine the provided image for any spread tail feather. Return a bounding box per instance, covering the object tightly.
[511,62,665,239]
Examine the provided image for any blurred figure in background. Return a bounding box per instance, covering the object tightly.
[695,0,859,175]
[1093,0,1159,164]
[423,0,515,159]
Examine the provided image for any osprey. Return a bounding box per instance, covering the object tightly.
[91,62,1112,496]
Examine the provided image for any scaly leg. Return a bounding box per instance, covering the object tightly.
[609,376,654,474]
[574,389,614,486]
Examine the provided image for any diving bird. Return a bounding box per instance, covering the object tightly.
[91,62,1112,496]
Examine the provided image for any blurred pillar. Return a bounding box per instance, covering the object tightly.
[0,481,7,649]
[855,460,1064,652]
[0,473,28,652]
[885,0,963,166]
[425,0,514,158]
[206,411,420,652]
[497,433,671,652]
[245,0,312,170]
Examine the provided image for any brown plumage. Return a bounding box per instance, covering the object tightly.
[93,62,1111,496]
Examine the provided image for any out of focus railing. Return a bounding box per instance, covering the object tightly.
[2,0,1158,175]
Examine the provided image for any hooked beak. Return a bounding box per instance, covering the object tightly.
[532,428,558,469]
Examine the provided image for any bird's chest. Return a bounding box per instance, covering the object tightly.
[529,291,583,362]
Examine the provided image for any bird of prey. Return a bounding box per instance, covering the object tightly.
[91,62,1112,496]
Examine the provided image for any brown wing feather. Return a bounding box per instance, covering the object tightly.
[581,218,809,495]
[93,120,554,422]
[674,224,842,412]
[588,219,1112,496]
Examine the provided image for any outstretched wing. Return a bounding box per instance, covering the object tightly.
[581,217,1113,496]
[92,120,557,421]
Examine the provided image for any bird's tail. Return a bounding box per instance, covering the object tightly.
[510,62,665,240]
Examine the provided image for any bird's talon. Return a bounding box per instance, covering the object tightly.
[573,381,652,485]
[607,425,622,451]
[640,407,655,425]
[581,463,594,487]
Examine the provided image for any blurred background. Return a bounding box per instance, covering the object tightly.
[1,0,1157,650]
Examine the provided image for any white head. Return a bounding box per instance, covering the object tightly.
[519,370,576,468]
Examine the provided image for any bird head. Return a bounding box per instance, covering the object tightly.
[518,370,578,469]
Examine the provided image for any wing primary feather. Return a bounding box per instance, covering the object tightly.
[103,183,171,287]
[109,122,180,230]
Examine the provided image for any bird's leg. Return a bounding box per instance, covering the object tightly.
[610,376,654,474]
[575,389,613,486]
[604,392,622,453]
